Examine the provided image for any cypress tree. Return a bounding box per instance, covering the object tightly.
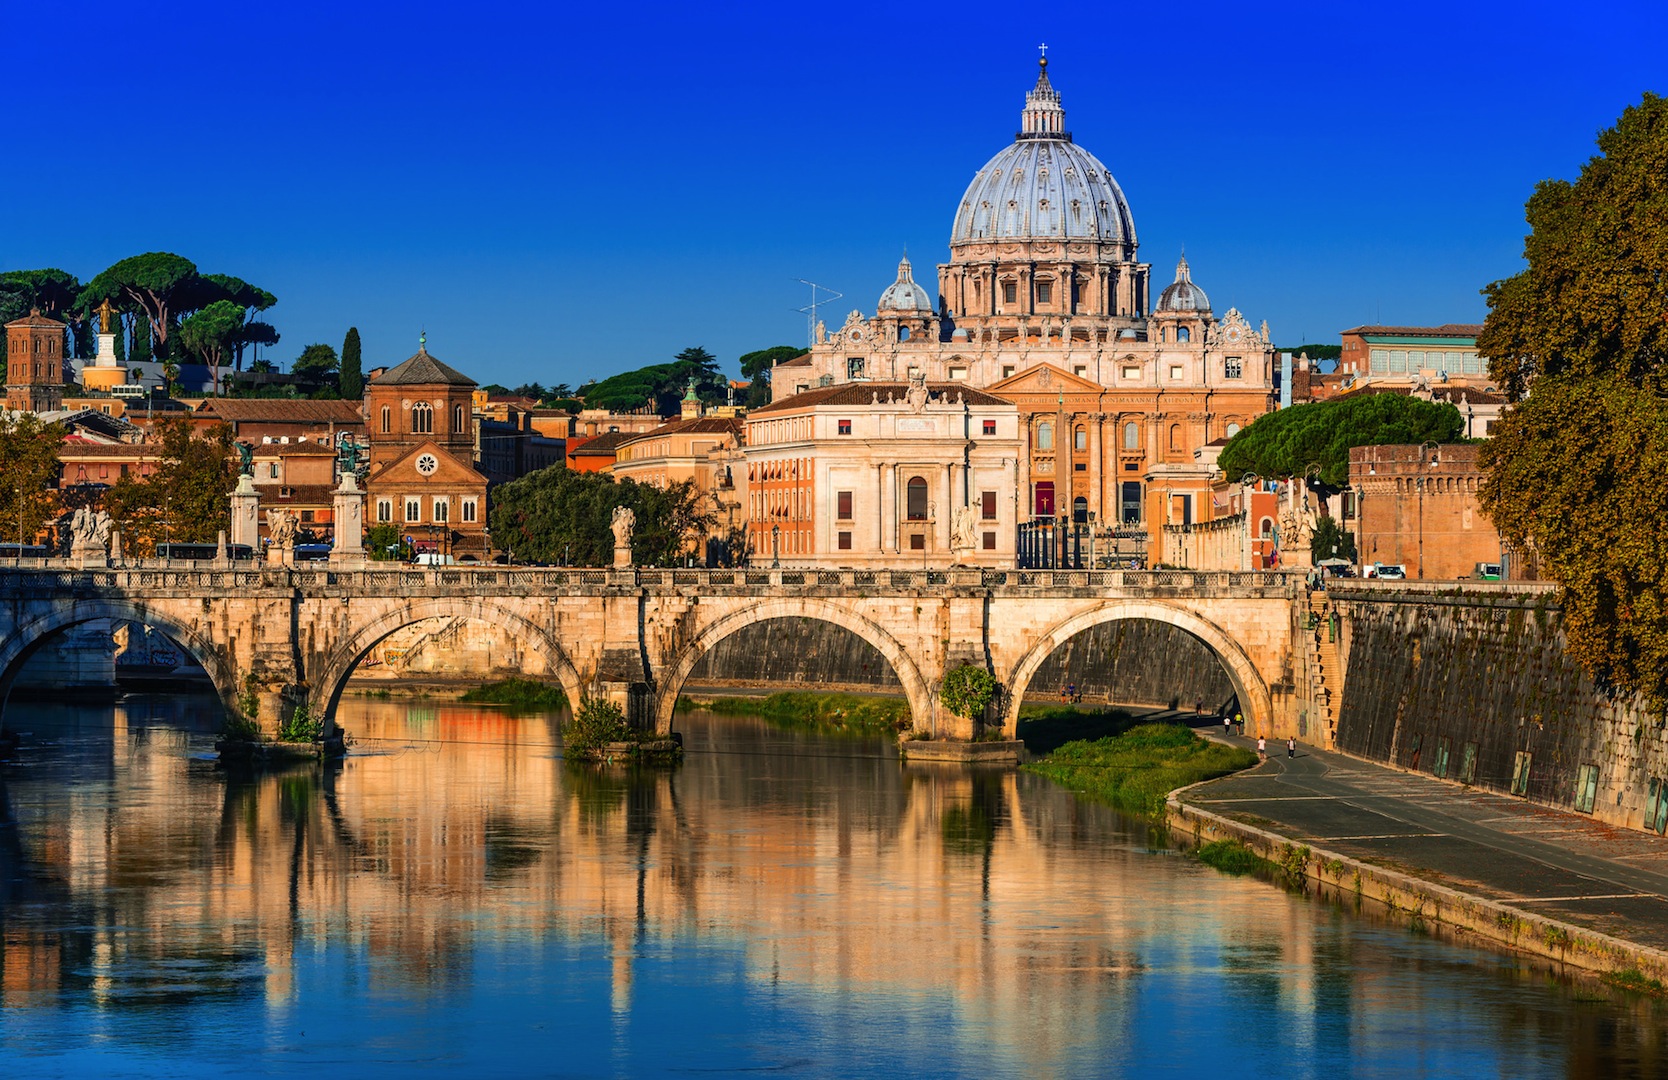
[340,327,364,400]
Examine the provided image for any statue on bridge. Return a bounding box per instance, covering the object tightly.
[266,509,299,549]
[951,503,978,562]
[69,507,113,558]
[235,440,255,477]
[611,505,635,568]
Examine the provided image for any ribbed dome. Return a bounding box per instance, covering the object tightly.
[949,60,1136,247]
[1156,255,1210,313]
[877,255,933,312]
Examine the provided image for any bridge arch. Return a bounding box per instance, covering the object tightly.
[653,599,935,735]
[311,598,585,722]
[1001,600,1273,736]
[0,599,236,718]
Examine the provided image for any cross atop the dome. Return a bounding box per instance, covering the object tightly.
[1038,43,1048,65]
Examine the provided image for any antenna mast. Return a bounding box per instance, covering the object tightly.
[793,279,843,348]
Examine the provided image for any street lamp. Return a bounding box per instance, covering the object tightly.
[770,524,780,568]
[15,486,22,566]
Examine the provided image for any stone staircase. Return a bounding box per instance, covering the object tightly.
[1306,590,1343,744]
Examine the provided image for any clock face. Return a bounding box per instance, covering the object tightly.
[415,453,439,476]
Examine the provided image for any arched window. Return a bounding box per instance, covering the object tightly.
[1073,496,1088,523]
[1123,421,1139,449]
[380,405,391,433]
[1260,517,1275,539]
[453,404,464,432]
[412,401,433,434]
[1036,422,1054,450]
[906,476,928,521]
[1074,426,1087,451]
[1168,424,1182,452]
[898,326,911,342]
[1177,326,1191,343]
[1226,422,1241,438]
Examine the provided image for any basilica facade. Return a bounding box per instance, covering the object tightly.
[772,58,1278,542]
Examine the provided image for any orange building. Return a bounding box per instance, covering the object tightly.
[1350,444,1510,579]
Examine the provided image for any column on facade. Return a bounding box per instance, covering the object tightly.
[888,465,900,554]
[1089,412,1103,524]
[944,462,956,551]
[875,462,889,554]
[1017,414,1032,521]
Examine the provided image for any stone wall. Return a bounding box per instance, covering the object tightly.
[685,617,901,691]
[1025,619,1236,711]
[1331,585,1668,831]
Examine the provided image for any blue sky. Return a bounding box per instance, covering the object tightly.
[6,0,1664,388]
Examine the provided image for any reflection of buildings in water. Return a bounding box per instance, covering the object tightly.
[0,702,1653,1074]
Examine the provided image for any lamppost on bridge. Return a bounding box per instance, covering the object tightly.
[770,524,780,569]
[14,486,21,566]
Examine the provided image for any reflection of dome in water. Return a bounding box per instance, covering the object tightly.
[950,58,1136,249]
[1156,255,1211,313]
[877,255,932,312]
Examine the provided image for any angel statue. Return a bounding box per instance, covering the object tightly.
[610,505,635,549]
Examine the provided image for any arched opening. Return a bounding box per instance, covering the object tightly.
[0,603,235,729]
[653,601,934,736]
[906,477,928,521]
[1002,603,1273,742]
[311,599,584,727]
[1036,422,1054,451]
[1177,326,1191,343]
[1072,496,1088,523]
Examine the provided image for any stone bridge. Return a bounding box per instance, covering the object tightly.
[0,564,1303,739]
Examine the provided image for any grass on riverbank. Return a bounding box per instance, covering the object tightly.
[458,678,569,710]
[1024,722,1259,818]
[1015,704,1146,754]
[1194,838,1266,875]
[678,691,911,734]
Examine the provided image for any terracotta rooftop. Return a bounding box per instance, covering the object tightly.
[773,354,813,368]
[1341,324,1484,338]
[617,416,742,448]
[751,382,1011,413]
[568,431,634,456]
[253,441,338,456]
[255,483,339,503]
[5,308,65,329]
[371,345,476,387]
[198,399,365,424]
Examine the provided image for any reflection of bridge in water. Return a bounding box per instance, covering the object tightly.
[0,565,1301,736]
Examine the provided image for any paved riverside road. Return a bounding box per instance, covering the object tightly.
[1179,722,1668,953]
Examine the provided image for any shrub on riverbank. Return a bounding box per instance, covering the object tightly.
[459,678,569,710]
[562,696,627,754]
[1024,723,1258,818]
[1195,838,1264,875]
[1015,704,1144,754]
[680,691,911,734]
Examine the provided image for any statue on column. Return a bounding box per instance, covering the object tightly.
[266,509,299,548]
[610,505,635,568]
[69,508,113,558]
[951,504,978,561]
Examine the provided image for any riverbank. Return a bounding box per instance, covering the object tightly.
[1168,731,1668,992]
[1021,711,1258,817]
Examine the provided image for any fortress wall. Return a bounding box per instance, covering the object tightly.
[1332,589,1668,831]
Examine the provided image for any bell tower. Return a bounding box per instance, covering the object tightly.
[5,309,66,414]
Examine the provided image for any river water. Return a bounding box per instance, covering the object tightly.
[0,694,1662,1078]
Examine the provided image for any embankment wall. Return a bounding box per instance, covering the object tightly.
[1330,586,1668,831]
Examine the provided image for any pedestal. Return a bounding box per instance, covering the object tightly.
[613,544,632,569]
[231,476,260,550]
[331,477,365,563]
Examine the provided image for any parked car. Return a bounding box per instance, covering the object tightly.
[1365,563,1407,579]
[1473,562,1502,580]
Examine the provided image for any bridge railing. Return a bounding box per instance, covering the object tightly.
[0,562,1300,595]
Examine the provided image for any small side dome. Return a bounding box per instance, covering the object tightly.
[1156,254,1211,314]
[877,254,933,313]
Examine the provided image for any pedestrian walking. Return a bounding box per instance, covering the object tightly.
[1195,698,1203,716]
[1223,714,1232,738]
[1257,736,1266,761]
[1287,737,1296,759]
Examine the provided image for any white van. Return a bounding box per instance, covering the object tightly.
[1365,563,1407,579]
[414,552,457,567]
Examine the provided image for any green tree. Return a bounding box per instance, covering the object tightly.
[103,417,236,553]
[178,299,246,393]
[80,253,200,356]
[291,343,339,392]
[739,344,801,408]
[939,664,997,723]
[1309,516,1357,563]
[0,414,64,547]
[583,346,728,415]
[489,467,715,566]
[1217,393,1464,488]
[340,327,364,400]
[1477,94,1668,710]
[1478,94,1668,400]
